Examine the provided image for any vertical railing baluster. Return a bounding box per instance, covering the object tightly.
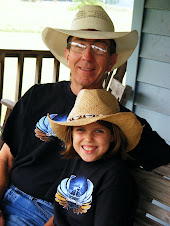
[0,53,5,119]
[15,53,24,102]
[53,58,60,82]
[35,55,43,84]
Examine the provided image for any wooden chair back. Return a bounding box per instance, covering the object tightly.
[133,165,170,225]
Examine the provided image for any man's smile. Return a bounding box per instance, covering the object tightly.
[79,67,94,71]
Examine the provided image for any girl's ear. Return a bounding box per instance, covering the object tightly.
[107,53,118,72]
[110,134,114,143]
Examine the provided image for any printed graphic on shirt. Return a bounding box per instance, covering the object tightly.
[34,114,67,141]
[55,175,93,215]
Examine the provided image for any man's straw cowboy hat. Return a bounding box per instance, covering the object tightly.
[48,89,143,152]
[42,5,138,70]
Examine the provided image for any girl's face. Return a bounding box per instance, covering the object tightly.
[72,121,114,162]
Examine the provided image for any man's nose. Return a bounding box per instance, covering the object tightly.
[82,45,94,60]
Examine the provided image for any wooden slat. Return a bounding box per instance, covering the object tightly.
[109,78,125,101]
[53,58,60,82]
[153,165,170,178]
[126,0,145,111]
[109,78,132,106]
[142,8,170,36]
[145,0,170,10]
[0,99,15,149]
[15,54,24,101]
[135,82,170,115]
[113,62,127,83]
[120,85,132,106]
[0,99,15,127]
[137,58,170,89]
[0,107,12,127]
[35,56,43,84]
[104,62,127,90]
[0,53,5,117]
[134,105,170,143]
[138,194,170,224]
[0,99,15,109]
[0,54,5,99]
[140,33,170,63]
[132,168,170,207]
[134,211,162,226]
[0,49,54,58]
[103,71,113,90]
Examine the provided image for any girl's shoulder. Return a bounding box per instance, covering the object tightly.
[64,158,130,186]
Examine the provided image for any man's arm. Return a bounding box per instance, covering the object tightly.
[119,104,170,171]
[128,123,170,171]
[0,143,14,199]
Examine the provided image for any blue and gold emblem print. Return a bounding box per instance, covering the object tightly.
[55,175,93,215]
[34,114,67,141]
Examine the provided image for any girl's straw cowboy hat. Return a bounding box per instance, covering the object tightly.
[48,89,143,152]
[42,5,138,70]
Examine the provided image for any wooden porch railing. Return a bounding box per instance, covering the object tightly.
[0,49,60,118]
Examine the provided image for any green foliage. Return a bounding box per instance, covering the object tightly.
[69,0,119,11]
[70,0,103,11]
[73,0,102,5]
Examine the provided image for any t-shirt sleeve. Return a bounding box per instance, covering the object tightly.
[120,104,170,171]
[94,165,135,226]
[1,84,37,157]
[128,116,170,171]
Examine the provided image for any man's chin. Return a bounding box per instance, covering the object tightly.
[79,80,103,89]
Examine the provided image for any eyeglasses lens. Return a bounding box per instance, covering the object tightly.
[69,41,108,55]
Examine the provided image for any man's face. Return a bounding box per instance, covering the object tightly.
[64,37,117,94]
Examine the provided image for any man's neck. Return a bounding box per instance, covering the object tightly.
[70,82,103,96]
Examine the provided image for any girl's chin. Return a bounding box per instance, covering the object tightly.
[81,156,99,162]
[81,156,94,162]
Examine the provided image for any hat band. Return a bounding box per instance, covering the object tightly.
[67,114,104,122]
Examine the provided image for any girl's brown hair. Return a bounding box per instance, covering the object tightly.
[61,120,128,160]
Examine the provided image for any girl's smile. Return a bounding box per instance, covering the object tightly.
[72,121,114,162]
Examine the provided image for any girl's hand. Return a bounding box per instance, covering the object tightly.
[0,210,5,226]
[44,216,54,226]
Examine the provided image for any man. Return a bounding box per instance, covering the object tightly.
[0,5,169,226]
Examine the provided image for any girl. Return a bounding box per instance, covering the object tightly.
[46,89,143,226]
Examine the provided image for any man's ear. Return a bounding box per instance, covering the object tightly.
[107,53,118,72]
[64,48,70,66]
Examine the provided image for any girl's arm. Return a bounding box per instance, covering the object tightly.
[0,143,14,199]
[94,164,136,226]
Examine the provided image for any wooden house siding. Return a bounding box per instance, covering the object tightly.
[126,0,170,144]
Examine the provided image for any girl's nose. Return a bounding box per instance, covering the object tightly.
[84,132,93,141]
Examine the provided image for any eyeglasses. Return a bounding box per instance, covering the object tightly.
[69,41,109,55]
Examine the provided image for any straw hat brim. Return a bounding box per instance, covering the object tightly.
[42,28,138,70]
[48,112,143,152]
